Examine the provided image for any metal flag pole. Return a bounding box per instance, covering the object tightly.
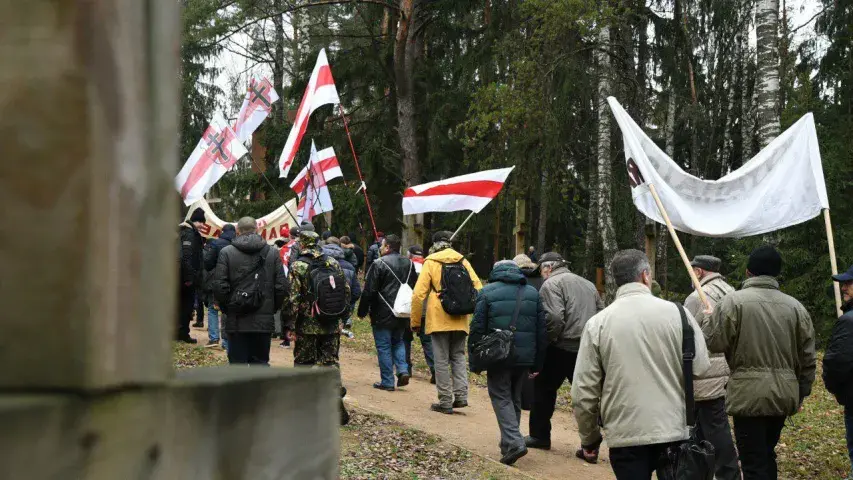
[338,104,379,241]
[449,211,476,242]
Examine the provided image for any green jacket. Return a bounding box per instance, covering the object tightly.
[704,276,816,417]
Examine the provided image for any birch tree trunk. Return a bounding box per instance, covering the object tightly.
[755,0,781,147]
[596,25,618,299]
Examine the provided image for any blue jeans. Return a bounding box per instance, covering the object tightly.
[207,305,220,342]
[846,406,853,473]
[372,326,409,387]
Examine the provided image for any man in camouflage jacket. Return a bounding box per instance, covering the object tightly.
[286,230,352,423]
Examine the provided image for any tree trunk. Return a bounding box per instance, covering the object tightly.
[273,0,285,126]
[596,25,618,300]
[397,0,421,247]
[658,83,677,288]
[755,0,781,147]
[537,170,548,255]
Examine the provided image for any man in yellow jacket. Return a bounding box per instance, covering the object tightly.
[411,231,483,414]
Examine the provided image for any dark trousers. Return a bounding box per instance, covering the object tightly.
[733,415,786,480]
[609,442,677,480]
[193,290,205,325]
[177,286,195,340]
[846,406,853,472]
[404,328,435,374]
[529,346,578,441]
[695,398,740,480]
[487,367,528,455]
[227,332,272,365]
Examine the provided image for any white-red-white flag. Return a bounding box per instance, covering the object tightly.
[233,76,279,143]
[279,49,341,178]
[402,166,515,215]
[296,142,334,223]
[290,146,342,196]
[175,113,248,206]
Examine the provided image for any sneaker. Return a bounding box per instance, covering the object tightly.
[500,447,528,466]
[279,341,290,348]
[177,337,198,344]
[397,373,411,387]
[452,399,468,409]
[575,447,599,464]
[430,373,436,385]
[373,382,395,392]
[430,403,453,414]
[204,339,219,348]
[524,436,551,450]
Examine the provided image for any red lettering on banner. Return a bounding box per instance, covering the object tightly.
[260,228,268,240]
[199,223,212,236]
[269,228,278,240]
[279,225,289,238]
[211,229,222,238]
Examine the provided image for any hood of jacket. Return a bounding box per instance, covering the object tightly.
[232,233,266,254]
[179,221,196,231]
[219,228,236,243]
[426,247,464,264]
[489,263,527,284]
[322,243,345,260]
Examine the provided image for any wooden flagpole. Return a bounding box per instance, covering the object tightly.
[824,209,843,316]
[648,183,711,311]
[450,211,476,241]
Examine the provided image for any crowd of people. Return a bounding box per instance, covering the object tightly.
[178,207,853,479]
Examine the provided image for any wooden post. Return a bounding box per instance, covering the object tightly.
[648,184,710,310]
[514,198,527,257]
[645,218,657,278]
[824,209,843,317]
[0,2,338,477]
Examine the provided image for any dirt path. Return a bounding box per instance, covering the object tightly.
[194,327,614,480]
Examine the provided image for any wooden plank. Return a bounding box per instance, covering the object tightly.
[0,0,178,389]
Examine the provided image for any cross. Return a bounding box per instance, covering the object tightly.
[206,131,229,165]
[250,82,272,108]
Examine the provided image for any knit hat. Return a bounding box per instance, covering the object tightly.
[300,222,315,232]
[222,224,236,233]
[290,226,300,237]
[189,208,206,223]
[322,230,333,241]
[408,245,424,257]
[690,255,722,273]
[747,245,782,277]
[512,254,536,269]
[432,230,453,243]
[327,236,341,246]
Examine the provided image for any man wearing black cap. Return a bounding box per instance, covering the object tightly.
[526,252,603,450]
[823,264,853,480]
[177,207,206,343]
[705,245,816,480]
[684,255,739,480]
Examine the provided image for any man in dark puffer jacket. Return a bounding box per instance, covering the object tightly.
[469,260,546,466]
[825,265,853,480]
[213,217,288,365]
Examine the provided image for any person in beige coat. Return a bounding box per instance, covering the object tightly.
[571,249,710,478]
[684,255,739,480]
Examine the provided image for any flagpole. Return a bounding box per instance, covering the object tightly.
[450,211,476,242]
[338,104,379,241]
[648,183,711,311]
[824,209,843,316]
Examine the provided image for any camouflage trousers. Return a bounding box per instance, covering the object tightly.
[293,333,340,368]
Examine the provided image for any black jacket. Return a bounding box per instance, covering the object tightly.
[179,222,204,287]
[823,303,853,406]
[365,240,382,272]
[358,252,416,329]
[212,233,289,333]
[520,266,545,291]
[352,244,365,271]
[202,229,236,292]
[469,263,547,371]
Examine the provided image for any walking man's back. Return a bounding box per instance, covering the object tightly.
[572,249,710,478]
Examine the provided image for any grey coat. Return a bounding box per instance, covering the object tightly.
[213,233,289,333]
[684,273,735,401]
[539,266,604,352]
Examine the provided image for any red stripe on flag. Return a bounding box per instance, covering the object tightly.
[316,65,335,88]
[180,126,237,199]
[403,180,505,199]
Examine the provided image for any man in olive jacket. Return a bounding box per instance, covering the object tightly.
[705,245,816,480]
[213,217,289,365]
[469,260,546,466]
[683,255,739,480]
[526,252,604,450]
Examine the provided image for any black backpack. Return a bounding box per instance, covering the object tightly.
[438,261,477,315]
[227,245,269,315]
[301,255,350,321]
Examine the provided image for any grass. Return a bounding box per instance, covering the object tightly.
[340,409,527,480]
[172,341,226,369]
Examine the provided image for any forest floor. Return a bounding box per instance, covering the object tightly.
[174,320,849,480]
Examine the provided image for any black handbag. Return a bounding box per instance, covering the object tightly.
[658,303,716,480]
[469,286,524,374]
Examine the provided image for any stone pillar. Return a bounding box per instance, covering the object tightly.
[0,1,338,478]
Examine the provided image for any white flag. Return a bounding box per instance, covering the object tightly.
[175,113,248,206]
[296,141,334,223]
[278,49,341,178]
[233,76,279,143]
[608,97,829,237]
